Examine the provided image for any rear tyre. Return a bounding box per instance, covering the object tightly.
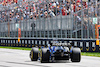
[30,47,39,61]
[71,47,81,62]
[40,48,50,63]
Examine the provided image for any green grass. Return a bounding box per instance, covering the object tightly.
[0,46,100,57]
[81,52,100,57]
[0,46,31,51]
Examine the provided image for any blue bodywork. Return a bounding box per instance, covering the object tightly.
[48,46,64,54]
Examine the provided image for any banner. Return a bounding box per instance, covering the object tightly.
[18,28,21,38]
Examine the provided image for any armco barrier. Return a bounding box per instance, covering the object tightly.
[0,38,100,52]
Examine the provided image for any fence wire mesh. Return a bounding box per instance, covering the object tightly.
[0,0,99,39]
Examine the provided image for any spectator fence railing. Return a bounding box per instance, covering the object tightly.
[0,0,100,40]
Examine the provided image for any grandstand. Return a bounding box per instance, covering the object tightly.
[0,0,99,39]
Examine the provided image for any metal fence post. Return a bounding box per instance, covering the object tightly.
[75,0,77,38]
[56,1,58,38]
[87,0,89,39]
[0,0,100,40]
[81,0,83,39]
[47,0,49,38]
[43,2,45,38]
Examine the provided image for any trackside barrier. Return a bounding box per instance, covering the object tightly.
[0,38,100,52]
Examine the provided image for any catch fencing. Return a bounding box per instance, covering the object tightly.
[0,0,99,39]
[0,0,100,52]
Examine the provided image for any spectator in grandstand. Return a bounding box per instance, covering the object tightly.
[9,12,12,21]
[15,13,20,23]
[30,11,33,19]
[89,3,95,16]
[0,0,95,23]
[48,8,55,17]
[40,11,44,18]
[73,1,76,12]
[62,6,67,16]
[66,6,71,15]
[0,13,3,22]
[65,0,70,9]
[77,3,81,11]
[23,12,26,20]
[26,11,30,19]
[34,12,37,20]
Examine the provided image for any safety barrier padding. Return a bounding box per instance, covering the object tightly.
[0,38,99,52]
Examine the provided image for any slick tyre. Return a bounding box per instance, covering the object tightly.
[30,47,39,61]
[71,47,81,62]
[40,48,50,63]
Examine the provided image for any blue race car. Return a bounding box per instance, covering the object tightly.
[30,41,81,63]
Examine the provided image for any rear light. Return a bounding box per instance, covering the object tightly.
[64,52,67,54]
[47,50,50,52]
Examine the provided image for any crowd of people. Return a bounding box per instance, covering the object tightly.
[0,0,99,23]
[0,0,90,23]
[0,0,99,38]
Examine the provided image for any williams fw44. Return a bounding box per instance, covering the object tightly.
[29,42,81,63]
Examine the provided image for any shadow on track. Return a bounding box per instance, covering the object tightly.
[3,61,50,67]
[25,60,72,63]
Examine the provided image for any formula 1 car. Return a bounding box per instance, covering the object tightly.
[29,41,81,63]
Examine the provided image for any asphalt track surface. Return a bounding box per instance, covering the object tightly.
[0,48,100,67]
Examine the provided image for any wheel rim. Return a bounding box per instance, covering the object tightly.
[40,50,42,62]
[31,50,33,60]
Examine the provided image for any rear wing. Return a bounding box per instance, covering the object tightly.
[52,43,71,47]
